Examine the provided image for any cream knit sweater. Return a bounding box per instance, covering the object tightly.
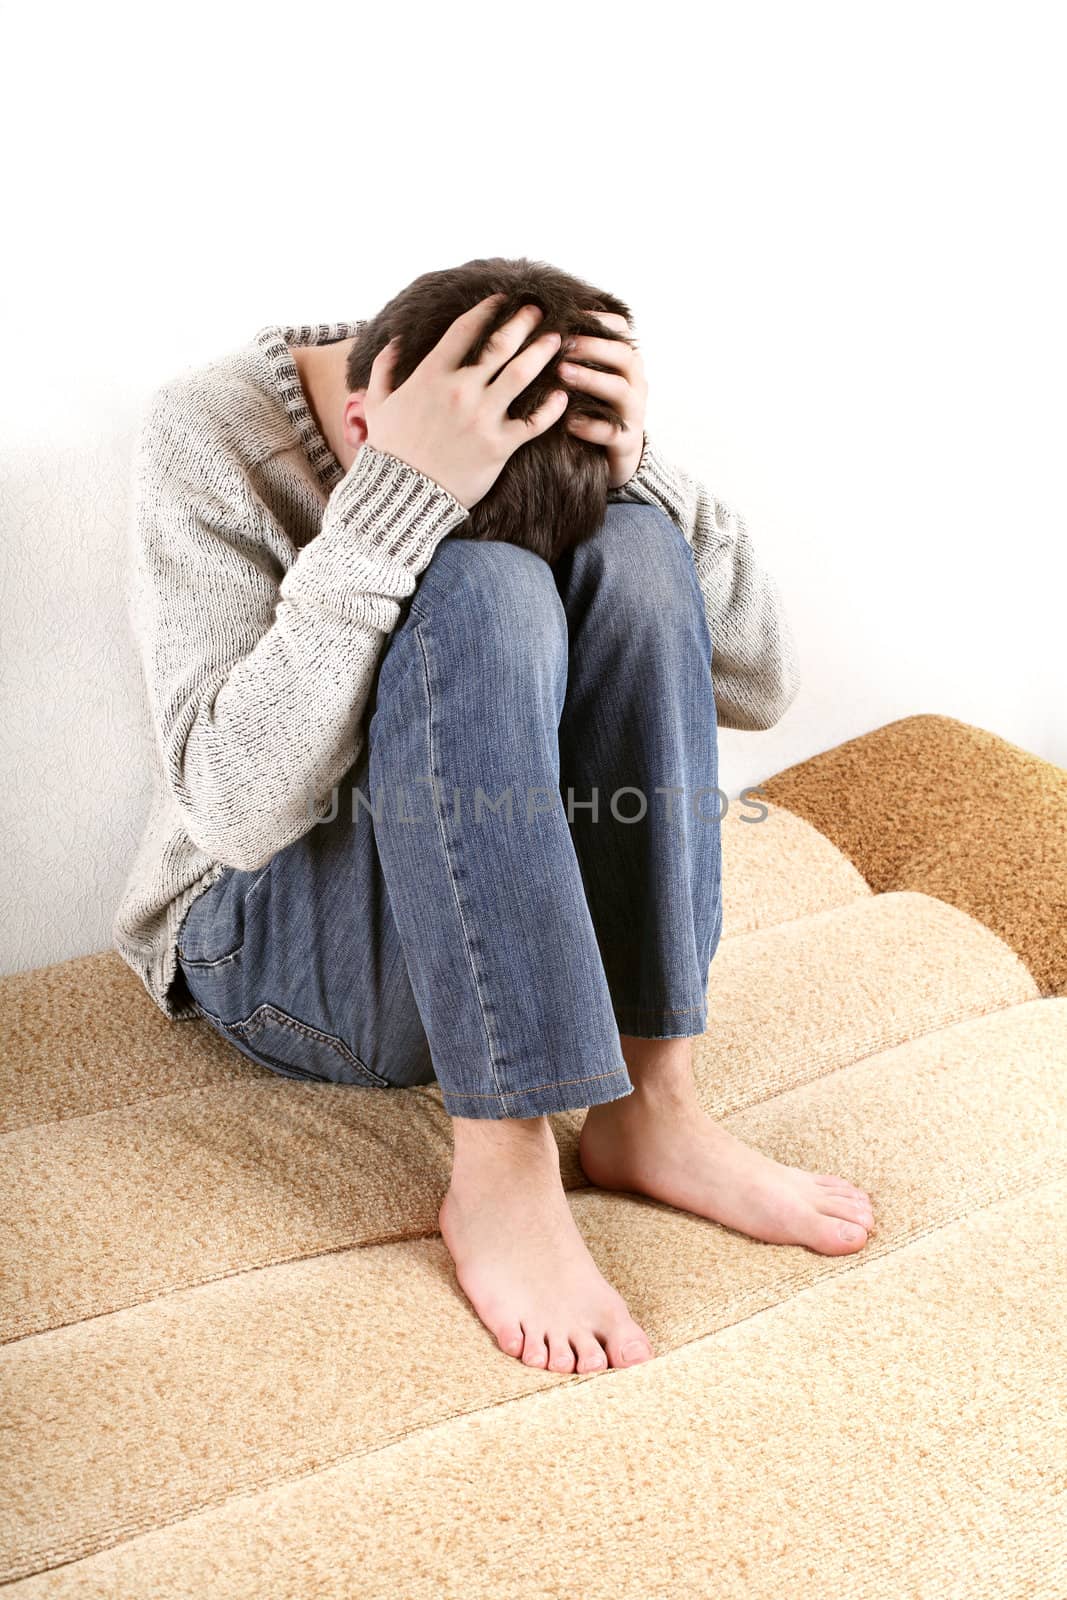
[113,321,801,1019]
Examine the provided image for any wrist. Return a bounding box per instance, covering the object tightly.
[611,428,647,491]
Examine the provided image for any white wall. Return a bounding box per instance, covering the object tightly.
[2,1,1064,974]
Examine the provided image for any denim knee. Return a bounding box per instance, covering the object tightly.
[410,537,569,681]
[574,502,710,648]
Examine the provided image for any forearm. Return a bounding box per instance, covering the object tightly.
[139,439,469,870]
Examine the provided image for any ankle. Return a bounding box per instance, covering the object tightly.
[449,1113,560,1186]
[618,1034,697,1094]
[589,1064,698,1116]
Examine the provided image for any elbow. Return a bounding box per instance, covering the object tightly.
[164,739,280,872]
[183,816,274,874]
[757,657,802,729]
[169,778,278,872]
[173,779,328,873]
[717,657,801,733]
[162,716,341,871]
[749,621,802,729]
[215,842,275,874]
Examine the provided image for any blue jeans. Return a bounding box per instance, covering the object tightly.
[174,501,723,1120]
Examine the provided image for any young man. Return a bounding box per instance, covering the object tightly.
[114,260,875,1377]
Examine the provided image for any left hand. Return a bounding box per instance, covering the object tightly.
[557,311,648,489]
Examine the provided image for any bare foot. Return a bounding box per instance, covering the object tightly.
[439,1114,655,1373]
[578,1068,875,1255]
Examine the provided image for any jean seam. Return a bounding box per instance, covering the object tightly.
[615,1002,707,1014]
[416,622,507,1113]
[176,867,248,967]
[177,945,242,971]
[192,996,394,1091]
[242,863,273,908]
[372,618,425,720]
[442,1065,630,1099]
[614,1018,706,1036]
[235,1003,393,1089]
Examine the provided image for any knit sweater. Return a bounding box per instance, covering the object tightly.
[113,320,801,1020]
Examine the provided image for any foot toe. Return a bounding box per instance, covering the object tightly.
[816,1175,870,1202]
[521,1329,549,1368]
[605,1323,655,1368]
[495,1322,525,1359]
[810,1214,869,1254]
[546,1333,577,1374]
[818,1193,874,1228]
[572,1334,609,1374]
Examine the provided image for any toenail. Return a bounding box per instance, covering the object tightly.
[839,1223,862,1242]
[622,1340,650,1362]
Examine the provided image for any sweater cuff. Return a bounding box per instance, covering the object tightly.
[325,440,472,571]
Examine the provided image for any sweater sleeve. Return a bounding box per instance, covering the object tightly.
[608,431,801,731]
[129,387,470,872]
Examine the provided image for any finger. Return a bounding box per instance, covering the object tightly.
[557,362,630,407]
[428,292,511,372]
[366,336,402,403]
[477,303,555,384]
[508,385,570,444]
[488,326,565,411]
[564,332,637,371]
[565,413,626,443]
[584,310,631,333]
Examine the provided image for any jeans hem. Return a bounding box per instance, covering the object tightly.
[440,1063,634,1120]
[613,1005,708,1039]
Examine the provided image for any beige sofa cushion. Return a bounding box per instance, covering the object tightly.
[2,714,1064,1596]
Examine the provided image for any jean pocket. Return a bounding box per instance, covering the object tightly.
[177,866,269,968]
[228,1003,396,1089]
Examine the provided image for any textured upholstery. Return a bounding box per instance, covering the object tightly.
[2,713,1064,1597]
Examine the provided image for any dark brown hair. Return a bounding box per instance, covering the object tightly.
[345,255,635,563]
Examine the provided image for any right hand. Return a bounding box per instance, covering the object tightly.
[361,295,570,510]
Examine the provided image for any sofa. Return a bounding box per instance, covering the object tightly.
[2,711,1065,1597]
